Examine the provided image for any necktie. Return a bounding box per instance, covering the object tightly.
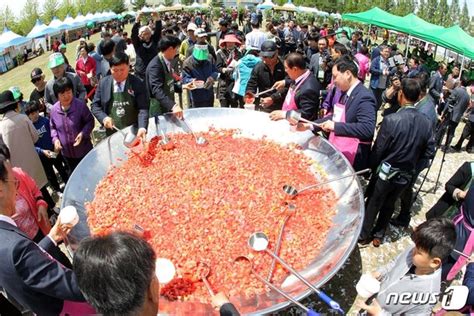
[340,93,348,105]
[117,81,122,93]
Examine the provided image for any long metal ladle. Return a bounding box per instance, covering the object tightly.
[248,232,344,314]
[286,110,322,128]
[154,115,173,149]
[267,204,296,282]
[112,126,139,148]
[181,118,207,146]
[235,255,320,316]
[283,168,371,197]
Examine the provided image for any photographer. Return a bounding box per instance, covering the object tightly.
[309,37,330,89]
[381,75,402,117]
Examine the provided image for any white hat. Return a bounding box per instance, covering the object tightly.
[187,23,198,32]
[195,28,207,38]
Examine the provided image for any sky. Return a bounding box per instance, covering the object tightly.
[2,0,474,19]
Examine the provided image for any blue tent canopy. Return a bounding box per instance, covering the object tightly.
[0,27,32,51]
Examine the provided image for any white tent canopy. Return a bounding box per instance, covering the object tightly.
[257,0,276,10]
[27,19,60,38]
[0,27,32,51]
[48,17,63,29]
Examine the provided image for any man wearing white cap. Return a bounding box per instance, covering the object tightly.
[179,23,197,62]
[44,53,86,112]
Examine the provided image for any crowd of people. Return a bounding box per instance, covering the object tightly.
[0,7,474,315]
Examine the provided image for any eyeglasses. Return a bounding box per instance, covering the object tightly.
[4,178,19,189]
[31,77,41,84]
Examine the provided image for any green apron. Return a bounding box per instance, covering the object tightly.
[150,54,175,117]
[107,79,138,136]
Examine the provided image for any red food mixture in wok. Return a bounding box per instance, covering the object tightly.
[86,129,337,303]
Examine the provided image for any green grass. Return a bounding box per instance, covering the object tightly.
[0,25,132,96]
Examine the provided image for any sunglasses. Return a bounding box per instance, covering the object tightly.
[31,77,41,84]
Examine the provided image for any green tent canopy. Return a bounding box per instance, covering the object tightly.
[342,7,404,30]
[432,25,474,60]
[343,8,474,60]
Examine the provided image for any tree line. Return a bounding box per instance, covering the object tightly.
[0,0,472,37]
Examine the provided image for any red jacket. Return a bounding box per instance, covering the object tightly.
[75,56,96,86]
[13,167,50,235]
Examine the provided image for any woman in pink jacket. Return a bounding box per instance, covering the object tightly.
[75,45,97,100]
[355,46,370,83]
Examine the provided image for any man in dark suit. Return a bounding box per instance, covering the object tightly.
[269,52,320,121]
[295,55,376,171]
[146,36,183,118]
[0,156,87,315]
[360,79,435,247]
[429,63,447,106]
[91,52,149,138]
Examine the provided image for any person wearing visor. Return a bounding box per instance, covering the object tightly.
[8,87,27,114]
[44,53,86,111]
[185,29,216,62]
[146,36,184,118]
[91,52,149,139]
[182,37,219,108]
[246,40,287,113]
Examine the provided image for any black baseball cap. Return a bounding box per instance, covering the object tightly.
[260,40,277,58]
[30,68,43,81]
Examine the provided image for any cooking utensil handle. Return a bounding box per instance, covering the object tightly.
[267,215,290,281]
[298,168,371,194]
[317,290,342,313]
[202,277,215,296]
[256,87,275,97]
[307,309,320,316]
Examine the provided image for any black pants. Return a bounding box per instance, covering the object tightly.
[361,174,411,240]
[39,154,69,191]
[33,229,72,269]
[192,97,214,108]
[63,156,84,176]
[454,120,474,151]
[445,120,459,148]
[395,169,423,224]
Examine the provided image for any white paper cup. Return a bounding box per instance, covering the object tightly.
[156,258,176,284]
[59,206,79,227]
[244,103,255,111]
[356,274,381,298]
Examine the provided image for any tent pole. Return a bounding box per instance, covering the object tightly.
[460,55,465,77]
[434,44,438,59]
[405,35,410,57]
